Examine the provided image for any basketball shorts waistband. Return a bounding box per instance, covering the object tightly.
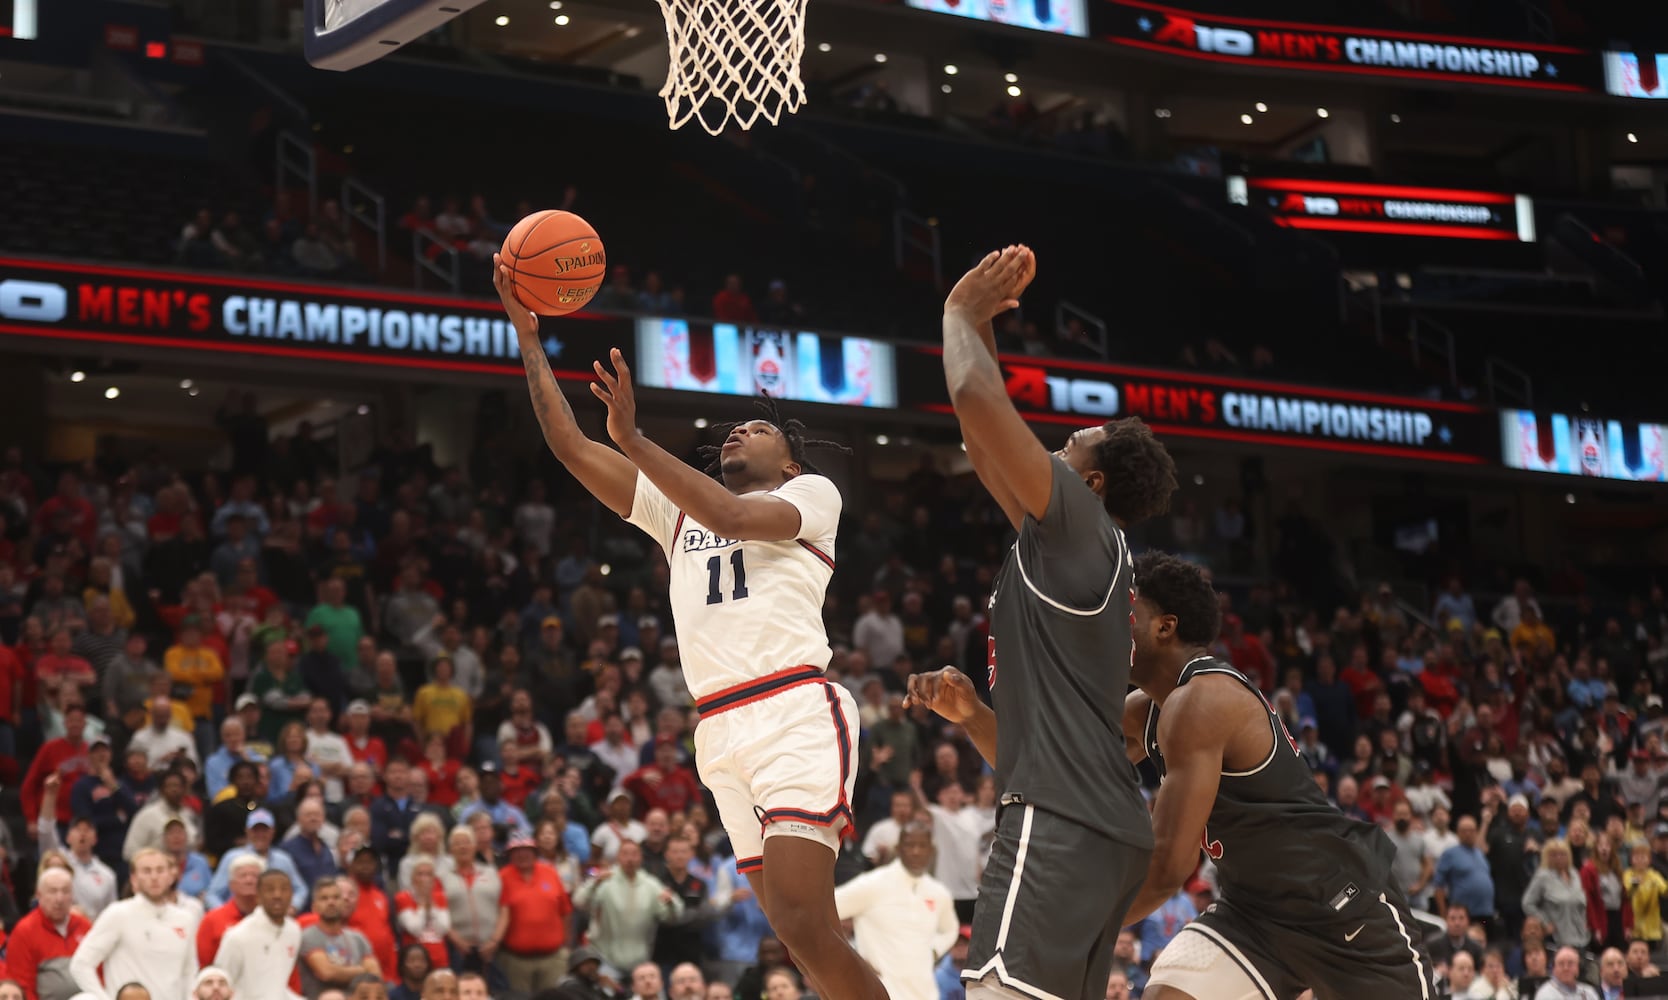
[695,666,828,720]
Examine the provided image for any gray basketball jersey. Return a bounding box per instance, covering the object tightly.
[1144,656,1397,919]
[985,455,1153,850]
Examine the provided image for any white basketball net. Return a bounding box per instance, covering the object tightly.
[657,0,807,135]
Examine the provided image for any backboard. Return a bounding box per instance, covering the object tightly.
[303,0,485,71]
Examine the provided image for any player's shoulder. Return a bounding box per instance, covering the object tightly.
[774,472,840,497]
[1161,669,1254,728]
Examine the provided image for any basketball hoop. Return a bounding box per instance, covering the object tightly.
[656,0,808,135]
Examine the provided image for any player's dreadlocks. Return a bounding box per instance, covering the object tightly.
[1090,416,1177,526]
[697,392,851,478]
[1133,551,1221,646]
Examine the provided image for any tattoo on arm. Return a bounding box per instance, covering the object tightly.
[522,348,575,443]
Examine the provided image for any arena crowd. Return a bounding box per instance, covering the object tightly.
[0,401,1665,1000]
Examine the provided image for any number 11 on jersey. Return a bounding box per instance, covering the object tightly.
[705,550,750,605]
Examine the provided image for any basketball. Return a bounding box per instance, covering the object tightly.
[500,210,607,316]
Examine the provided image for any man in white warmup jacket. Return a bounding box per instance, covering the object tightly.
[834,822,960,1000]
[216,869,304,1000]
[70,848,201,1000]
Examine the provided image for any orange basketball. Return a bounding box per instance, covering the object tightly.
[500,210,606,316]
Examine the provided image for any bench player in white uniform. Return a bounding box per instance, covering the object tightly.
[495,260,890,1000]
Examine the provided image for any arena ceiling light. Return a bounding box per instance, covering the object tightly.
[548,1,561,7]
[1254,102,1268,112]
[941,84,953,93]
[817,42,830,52]
[70,370,86,382]
[554,14,569,24]
[1316,107,1330,118]
[1007,85,1022,97]
[494,15,508,26]
[104,387,120,400]
[1240,113,1254,125]
[943,64,958,75]
[875,434,890,445]
[1154,107,1172,118]
[694,417,709,428]
[1390,113,1402,123]
[873,52,887,63]
[1628,132,1639,143]
[1003,72,1018,83]
[179,378,193,389]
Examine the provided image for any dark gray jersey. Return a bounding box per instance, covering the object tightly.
[1144,656,1397,919]
[985,456,1152,850]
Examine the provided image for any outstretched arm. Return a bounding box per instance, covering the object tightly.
[1122,682,1230,925]
[943,247,1052,530]
[591,348,806,542]
[496,257,638,518]
[905,667,997,768]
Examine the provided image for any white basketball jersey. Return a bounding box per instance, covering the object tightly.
[625,471,840,701]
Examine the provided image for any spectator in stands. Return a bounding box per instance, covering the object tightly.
[128,696,198,773]
[1524,839,1589,951]
[7,866,89,1000]
[710,275,756,323]
[854,590,904,669]
[1434,578,1479,633]
[1493,579,1542,634]
[180,208,219,267]
[1597,947,1628,1000]
[305,698,354,803]
[622,740,700,819]
[252,642,313,746]
[400,197,437,238]
[165,618,225,757]
[205,717,265,800]
[207,809,305,911]
[433,199,472,242]
[213,212,260,270]
[756,280,803,326]
[397,868,450,977]
[439,826,503,982]
[497,833,574,992]
[550,948,609,1000]
[282,797,339,904]
[593,266,638,311]
[573,838,681,976]
[300,876,382,998]
[636,272,677,314]
[307,580,365,669]
[1537,946,1597,1000]
[414,654,472,756]
[345,852,399,978]
[122,766,197,862]
[294,225,342,277]
[258,219,296,274]
[203,760,263,858]
[102,631,159,730]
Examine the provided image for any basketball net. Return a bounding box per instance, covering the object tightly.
[657,0,807,135]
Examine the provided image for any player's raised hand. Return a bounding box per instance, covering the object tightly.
[590,347,639,445]
[944,245,1033,322]
[904,666,981,725]
[492,254,540,340]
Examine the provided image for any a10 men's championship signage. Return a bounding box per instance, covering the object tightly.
[1228,177,1537,242]
[0,256,620,378]
[900,347,1496,465]
[1098,0,1604,92]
